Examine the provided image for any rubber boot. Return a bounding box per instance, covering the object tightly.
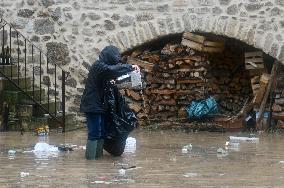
[85,140,98,160]
[95,139,104,159]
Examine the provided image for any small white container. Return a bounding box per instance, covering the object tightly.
[130,70,142,87]
[182,148,188,154]
[124,137,136,153]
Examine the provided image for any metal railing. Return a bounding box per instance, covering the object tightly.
[0,18,68,132]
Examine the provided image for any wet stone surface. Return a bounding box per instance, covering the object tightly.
[1,129,284,187]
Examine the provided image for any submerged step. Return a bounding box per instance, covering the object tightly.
[32,99,62,117]
[3,89,45,104]
[47,112,79,131]
[0,64,19,77]
[0,77,32,91]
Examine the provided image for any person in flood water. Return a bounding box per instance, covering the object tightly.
[80,45,139,160]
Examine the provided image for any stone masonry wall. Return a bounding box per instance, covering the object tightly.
[1,0,284,117]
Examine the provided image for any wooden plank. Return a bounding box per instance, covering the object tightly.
[251,76,260,83]
[254,83,268,106]
[156,99,176,106]
[182,38,224,53]
[248,69,265,76]
[176,79,204,84]
[260,73,270,84]
[245,63,264,70]
[272,114,284,121]
[203,46,224,53]
[125,89,142,101]
[256,61,280,130]
[146,74,175,84]
[245,51,263,58]
[204,40,225,48]
[183,32,206,44]
[176,90,193,94]
[127,57,154,72]
[177,68,192,72]
[245,58,263,63]
[181,38,204,51]
[151,89,176,95]
[128,103,142,113]
[173,56,205,62]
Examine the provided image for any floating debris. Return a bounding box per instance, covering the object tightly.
[217,148,227,154]
[183,172,199,177]
[8,150,16,155]
[119,169,126,176]
[182,144,192,153]
[229,136,259,143]
[20,172,29,178]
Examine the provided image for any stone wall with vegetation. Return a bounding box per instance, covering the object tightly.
[1,0,284,116]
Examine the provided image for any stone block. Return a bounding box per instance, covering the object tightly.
[41,0,55,7]
[49,7,62,21]
[136,12,154,21]
[17,9,35,18]
[269,43,279,58]
[17,105,33,117]
[227,4,238,15]
[104,20,115,30]
[119,15,135,27]
[3,89,45,104]
[244,3,264,11]
[34,19,55,35]
[33,100,61,117]
[46,42,70,66]
[1,77,32,91]
[218,0,232,5]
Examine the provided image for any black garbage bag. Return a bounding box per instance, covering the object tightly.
[103,83,138,156]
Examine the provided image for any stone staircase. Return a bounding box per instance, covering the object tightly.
[0,64,77,132]
[0,19,78,132]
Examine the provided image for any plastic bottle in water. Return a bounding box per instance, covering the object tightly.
[124,137,136,153]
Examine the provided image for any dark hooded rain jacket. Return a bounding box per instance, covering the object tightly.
[80,46,133,113]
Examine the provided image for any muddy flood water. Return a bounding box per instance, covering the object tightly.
[1,129,284,188]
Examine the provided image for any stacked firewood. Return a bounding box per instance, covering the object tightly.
[272,72,284,119]
[206,51,253,115]
[121,33,253,123]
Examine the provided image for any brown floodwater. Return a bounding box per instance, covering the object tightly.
[0,128,284,188]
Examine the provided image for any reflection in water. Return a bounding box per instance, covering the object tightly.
[0,129,284,187]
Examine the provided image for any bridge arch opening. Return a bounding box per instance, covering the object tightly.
[121,32,277,130]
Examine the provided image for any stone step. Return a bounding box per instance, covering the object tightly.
[10,116,49,132]
[2,89,45,104]
[0,64,18,77]
[17,104,33,117]
[7,112,78,132]
[31,99,61,117]
[16,99,60,117]
[0,77,32,91]
[7,119,20,131]
[47,112,80,131]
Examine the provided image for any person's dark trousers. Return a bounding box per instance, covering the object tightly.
[85,113,105,160]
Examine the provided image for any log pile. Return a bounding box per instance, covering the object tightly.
[272,72,284,120]
[121,33,253,124]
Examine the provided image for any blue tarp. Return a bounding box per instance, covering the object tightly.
[186,97,219,119]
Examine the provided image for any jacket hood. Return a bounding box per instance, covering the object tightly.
[98,45,121,65]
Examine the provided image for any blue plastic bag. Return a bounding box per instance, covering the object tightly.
[186,97,219,119]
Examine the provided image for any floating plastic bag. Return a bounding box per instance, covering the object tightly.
[186,97,218,119]
[33,143,59,158]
